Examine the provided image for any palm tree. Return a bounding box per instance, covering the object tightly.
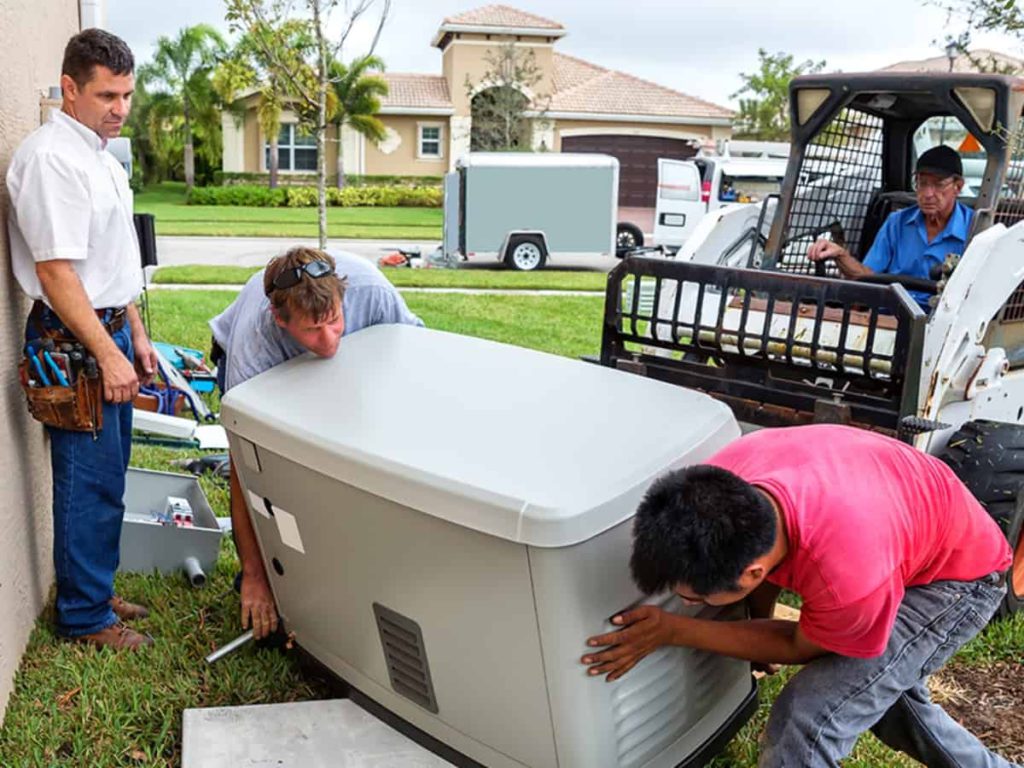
[329,55,388,189]
[140,24,227,193]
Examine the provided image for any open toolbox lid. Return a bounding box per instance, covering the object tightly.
[221,325,738,547]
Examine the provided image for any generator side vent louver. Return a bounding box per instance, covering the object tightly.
[373,603,439,714]
[611,596,745,767]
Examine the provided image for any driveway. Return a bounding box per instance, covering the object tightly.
[155,236,620,273]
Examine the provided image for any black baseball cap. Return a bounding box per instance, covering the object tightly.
[916,145,963,178]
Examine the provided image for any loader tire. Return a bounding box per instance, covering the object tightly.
[941,419,1024,618]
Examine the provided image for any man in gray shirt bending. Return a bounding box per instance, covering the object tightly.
[210,246,422,638]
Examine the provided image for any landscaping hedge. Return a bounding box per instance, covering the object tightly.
[187,184,443,208]
[212,170,444,188]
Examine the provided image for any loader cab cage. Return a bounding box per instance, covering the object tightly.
[761,73,1024,277]
[601,256,927,433]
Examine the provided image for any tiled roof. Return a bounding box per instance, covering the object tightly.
[547,53,733,120]
[442,4,564,30]
[379,73,453,111]
[881,48,1024,74]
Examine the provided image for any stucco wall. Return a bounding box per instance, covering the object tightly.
[0,0,79,726]
[363,115,449,177]
[443,37,556,116]
[553,119,728,151]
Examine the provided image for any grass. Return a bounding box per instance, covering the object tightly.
[152,264,609,292]
[134,182,442,239]
[2,286,1022,767]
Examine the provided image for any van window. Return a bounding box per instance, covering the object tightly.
[720,174,783,203]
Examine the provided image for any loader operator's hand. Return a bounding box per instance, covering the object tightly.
[100,351,139,404]
[241,572,279,640]
[582,605,672,682]
[807,238,851,263]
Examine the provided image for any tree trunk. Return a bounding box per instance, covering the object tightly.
[313,0,328,249]
[183,104,195,193]
[269,137,279,189]
[335,122,346,189]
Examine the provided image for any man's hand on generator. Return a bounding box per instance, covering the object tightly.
[582,605,671,682]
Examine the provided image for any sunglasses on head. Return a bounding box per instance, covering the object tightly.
[270,259,336,291]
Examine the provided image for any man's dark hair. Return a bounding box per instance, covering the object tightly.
[62,29,135,87]
[630,465,776,596]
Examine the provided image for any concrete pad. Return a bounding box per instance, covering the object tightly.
[182,699,453,768]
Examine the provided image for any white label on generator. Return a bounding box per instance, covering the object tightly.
[246,489,271,519]
[274,507,305,554]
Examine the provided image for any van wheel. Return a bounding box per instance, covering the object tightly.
[505,236,547,271]
[941,420,1024,619]
[616,223,644,255]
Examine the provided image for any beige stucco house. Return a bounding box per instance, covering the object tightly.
[222,4,734,208]
[0,0,83,726]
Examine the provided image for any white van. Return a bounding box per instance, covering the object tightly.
[653,156,788,248]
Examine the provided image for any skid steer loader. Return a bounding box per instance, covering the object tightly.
[599,72,1024,617]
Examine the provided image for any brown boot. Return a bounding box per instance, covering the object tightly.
[110,596,150,621]
[73,622,154,650]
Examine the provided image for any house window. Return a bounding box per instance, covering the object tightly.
[265,124,318,172]
[418,124,443,159]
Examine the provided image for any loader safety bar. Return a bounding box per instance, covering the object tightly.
[599,256,927,432]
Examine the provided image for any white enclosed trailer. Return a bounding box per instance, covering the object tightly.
[443,153,619,270]
[221,325,757,768]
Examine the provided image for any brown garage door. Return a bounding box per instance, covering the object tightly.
[561,135,696,207]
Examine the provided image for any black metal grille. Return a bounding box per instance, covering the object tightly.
[777,108,884,276]
[995,124,1024,229]
[601,257,927,432]
[373,603,438,714]
[1001,283,1024,323]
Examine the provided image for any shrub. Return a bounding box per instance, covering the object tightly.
[189,184,442,208]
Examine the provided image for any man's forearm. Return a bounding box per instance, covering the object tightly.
[665,615,822,666]
[36,261,122,362]
[835,253,873,280]
[230,459,269,579]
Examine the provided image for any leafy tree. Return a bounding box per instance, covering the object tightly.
[329,54,388,189]
[732,49,826,141]
[139,24,228,192]
[931,1,1024,74]
[467,43,549,151]
[225,0,391,248]
[215,21,314,189]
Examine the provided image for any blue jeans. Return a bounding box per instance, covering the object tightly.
[27,319,134,637]
[759,572,1017,767]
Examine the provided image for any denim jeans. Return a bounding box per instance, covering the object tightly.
[759,573,1016,768]
[27,319,134,637]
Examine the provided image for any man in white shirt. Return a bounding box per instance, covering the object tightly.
[7,29,158,650]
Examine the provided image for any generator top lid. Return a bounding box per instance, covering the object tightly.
[221,325,738,548]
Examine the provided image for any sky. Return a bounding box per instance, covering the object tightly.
[105,0,1023,109]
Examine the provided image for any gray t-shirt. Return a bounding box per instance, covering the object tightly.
[209,250,423,391]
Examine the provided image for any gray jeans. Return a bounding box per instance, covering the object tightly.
[759,572,1017,768]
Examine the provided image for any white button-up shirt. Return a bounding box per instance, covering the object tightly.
[6,109,143,308]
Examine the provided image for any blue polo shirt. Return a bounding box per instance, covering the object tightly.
[862,202,973,311]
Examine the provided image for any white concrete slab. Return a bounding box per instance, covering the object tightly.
[182,699,453,768]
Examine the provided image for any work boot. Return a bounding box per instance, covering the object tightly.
[73,622,154,650]
[110,596,150,621]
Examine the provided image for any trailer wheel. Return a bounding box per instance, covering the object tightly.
[505,235,547,271]
[616,223,644,255]
[941,419,1024,618]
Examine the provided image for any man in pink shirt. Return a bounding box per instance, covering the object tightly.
[582,425,1015,767]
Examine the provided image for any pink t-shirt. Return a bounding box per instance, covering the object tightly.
[710,425,1011,658]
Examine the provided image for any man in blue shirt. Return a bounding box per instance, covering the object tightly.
[808,146,973,311]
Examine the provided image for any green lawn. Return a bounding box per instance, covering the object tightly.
[153,264,609,292]
[135,182,442,239]
[1,287,1021,767]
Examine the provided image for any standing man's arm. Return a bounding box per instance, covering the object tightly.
[36,260,139,403]
[126,303,156,387]
[230,460,279,639]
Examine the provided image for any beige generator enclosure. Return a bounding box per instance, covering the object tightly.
[220,325,756,768]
